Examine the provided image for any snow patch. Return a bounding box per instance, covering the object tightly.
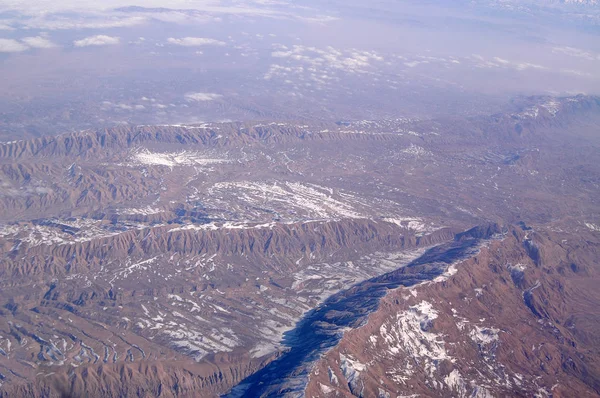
[402,144,431,157]
[130,148,228,168]
[433,264,458,283]
[382,217,434,234]
[209,181,363,219]
[339,354,365,394]
[249,342,279,358]
[379,300,452,370]
[117,206,163,216]
[320,383,334,394]
[469,326,500,346]
[444,369,468,397]
[540,99,560,116]
[585,222,600,232]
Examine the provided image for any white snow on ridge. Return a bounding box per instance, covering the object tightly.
[402,144,431,157]
[339,353,366,393]
[250,342,280,358]
[444,369,468,397]
[137,123,215,130]
[291,249,424,296]
[519,98,563,120]
[162,326,239,360]
[382,217,433,233]
[169,220,301,232]
[340,354,366,373]
[169,218,348,233]
[185,92,223,102]
[585,222,600,232]
[320,383,334,394]
[540,99,560,116]
[432,263,458,283]
[469,325,500,346]
[199,180,437,230]
[0,218,149,247]
[117,206,163,215]
[519,106,540,119]
[116,256,158,280]
[208,181,364,219]
[380,300,451,362]
[508,263,527,272]
[130,148,228,168]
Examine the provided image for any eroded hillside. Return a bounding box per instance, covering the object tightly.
[0,95,599,397]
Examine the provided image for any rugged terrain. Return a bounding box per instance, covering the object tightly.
[304,226,600,398]
[0,95,599,397]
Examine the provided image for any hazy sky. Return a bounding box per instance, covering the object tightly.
[0,0,598,138]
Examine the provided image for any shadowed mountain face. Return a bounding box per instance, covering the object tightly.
[226,225,502,397]
[304,225,600,398]
[0,95,599,397]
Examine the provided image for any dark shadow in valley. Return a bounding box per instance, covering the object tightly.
[223,224,503,397]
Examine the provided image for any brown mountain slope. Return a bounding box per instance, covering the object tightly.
[0,95,598,397]
[306,225,600,397]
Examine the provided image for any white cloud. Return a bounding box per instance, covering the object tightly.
[514,62,546,71]
[0,38,28,52]
[185,92,223,101]
[553,46,599,61]
[23,15,147,30]
[268,44,384,76]
[0,1,335,33]
[471,54,547,71]
[129,37,146,45]
[297,15,339,24]
[74,35,120,47]
[21,36,57,48]
[404,61,426,68]
[560,69,592,77]
[0,1,285,15]
[101,101,149,111]
[145,11,219,25]
[263,44,390,91]
[167,37,225,47]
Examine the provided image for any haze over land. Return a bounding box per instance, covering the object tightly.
[0,0,599,139]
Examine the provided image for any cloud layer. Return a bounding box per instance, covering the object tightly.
[73,35,120,47]
[553,46,600,61]
[21,36,57,48]
[0,38,28,52]
[0,35,58,52]
[0,1,321,31]
[185,92,223,101]
[167,37,225,47]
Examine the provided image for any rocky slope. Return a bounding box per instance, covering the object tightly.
[305,225,600,397]
[0,95,599,397]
